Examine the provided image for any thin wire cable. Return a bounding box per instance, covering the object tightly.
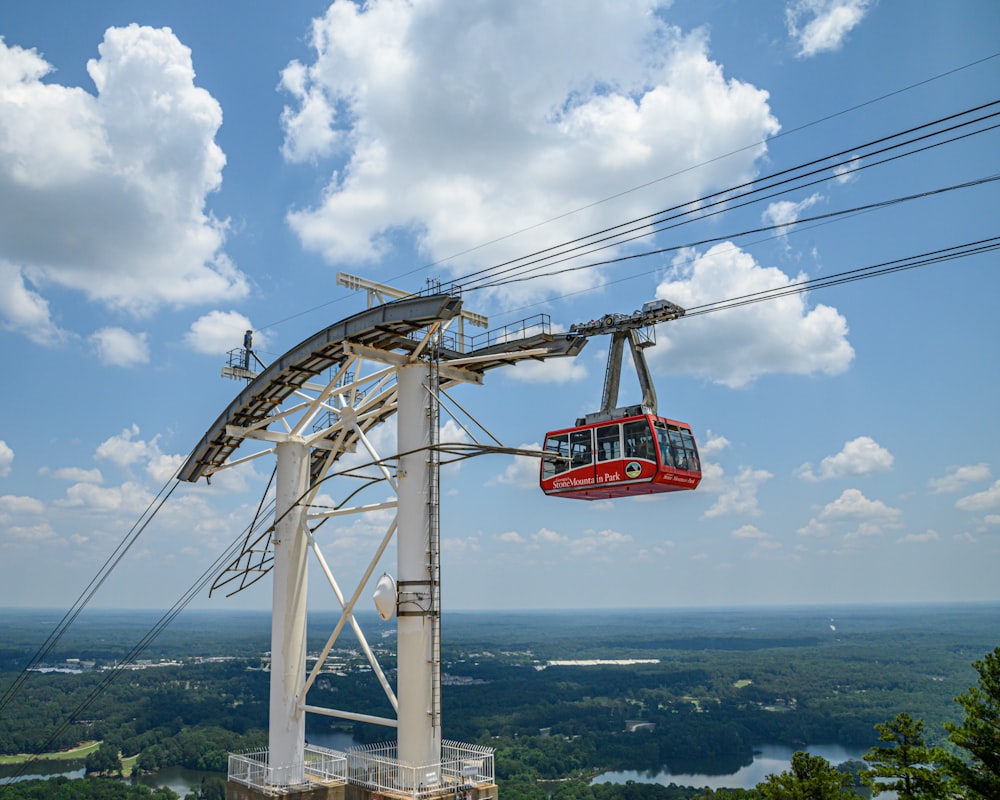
[255,57,1000,332]
[386,52,1000,283]
[455,106,1000,291]
[1,482,278,784]
[0,475,181,716]
[469,174,1000,291]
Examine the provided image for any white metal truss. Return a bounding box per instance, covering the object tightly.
[178,284,586,794]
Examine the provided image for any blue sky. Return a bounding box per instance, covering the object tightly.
[0,0,998,613]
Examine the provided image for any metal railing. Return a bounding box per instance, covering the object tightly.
[347,740,495,799]
[228,745,348,794]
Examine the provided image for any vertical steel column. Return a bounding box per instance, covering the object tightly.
[269,438,310,785]
[395,365,441,773]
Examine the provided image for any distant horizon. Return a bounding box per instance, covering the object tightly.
[5,599,1000,615]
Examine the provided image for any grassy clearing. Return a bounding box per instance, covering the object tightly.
[121,753,139,777]
[0,740,100,765]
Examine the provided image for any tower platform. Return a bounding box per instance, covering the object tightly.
[226,741,496,800]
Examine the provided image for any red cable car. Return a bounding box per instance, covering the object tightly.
[539,299,701,500]
[541,414,701,500]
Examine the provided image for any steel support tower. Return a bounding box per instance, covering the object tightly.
[179,277,585,799]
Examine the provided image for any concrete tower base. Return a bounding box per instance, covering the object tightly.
[344,783,498,800]
[226,781,346,800]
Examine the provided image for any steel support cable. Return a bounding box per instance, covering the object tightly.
[468,174,1000,291]
[450,100,1000,291]
[0,475,181,716]
[253,77,1000,335]
[2,497,279,784]
[394,56,1000,285]
[458,112,1000,292]
[677,238,1000,319]
[462,120,1000,291]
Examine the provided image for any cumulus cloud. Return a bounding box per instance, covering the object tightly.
[280,0,779,301]
[897,530,940,544]
[956,480,1000,512]
[762,193,824,237]
[929,463,992,494]
[569,528,632,556]
[786,0,872,58]
[506,357,588,384]
[699,431,731,458]
[0,261,67,345]
[59,480,153,514]
[5,522,57,542]
[0,26,247,332]
[798,488,902,538]
[796,436,894,481]
[0,494,45,515]
[95,424,156,467]
[48,467,104,483]
[0,440,12,477]
[90,327,149,367]
[650,245,854,387]
[731,524,769,539]
[185,310,264,355]
[491,444,541,489]
[703,466,772,518]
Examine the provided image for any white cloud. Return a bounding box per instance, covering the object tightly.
[786,0,872,58]
[280,0,779,301]
[443,535,480,555]
[731,524,769,539]
[532,527,568,547]
[90,327,149,367]
[651,245,854,387]
[762,192,823,236]
[819,488,900,521]
[0,261,67,345]
[59,480,153,514]
[799,488,902,538]
[929,463,992,494]
[49,467,104,483]
[833,155,861,183]
[5,522,56,542]
[95,424,155,467]
[956,480,1000,512]
[703,466,772,518]
[185,310,263,355]
[0,494,45,514]
[0,440,12,477]
[491,444,541,489]
[506,358,588,384]
[496,531,525,544]
[896,530,940,544]
[699,431,731,457]
[569,528,632,556]
[0,26,247,327]
[796,436,894,481]
[147,453,185,484]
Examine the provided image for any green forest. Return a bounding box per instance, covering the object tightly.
[0,605,996,799]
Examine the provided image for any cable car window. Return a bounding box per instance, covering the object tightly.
[623,419,655,461]
[596,424,621,462]
[680,428,700,471]
[668,428,688,469]
[542,434,570,478]
[655,425,674,467]
[570,429,594,468]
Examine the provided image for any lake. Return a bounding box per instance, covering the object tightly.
[593,743,866,790]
